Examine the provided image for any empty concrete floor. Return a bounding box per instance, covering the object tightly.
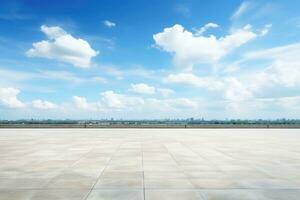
[0,128,300,200]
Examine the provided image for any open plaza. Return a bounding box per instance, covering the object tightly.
[0,128,300,200]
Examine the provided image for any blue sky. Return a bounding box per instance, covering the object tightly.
[1,0,300,119]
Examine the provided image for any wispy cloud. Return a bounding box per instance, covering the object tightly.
[0,3,32,21]
[193,23,219,36]
[103,20,116,28]
[0,68,106,87]
[0,12,31,20]
[231,1,251,20]
[174,4,190,17]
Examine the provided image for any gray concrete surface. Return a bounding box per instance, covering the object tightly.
[0,129,300,200]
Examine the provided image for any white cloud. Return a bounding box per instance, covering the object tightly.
[260,24,272,36]
[73,96,90,109]
[224,77,253,102]
[40,25,66,39]
[244,42,300,89]
[32,99,57,109]
[222,45,300,102]
[161,98,198,108]
[0,69,37,87]
[164,39,300,102]
[95,64,123,79]
[165,73,224,90]
[72,96,104,111]
[165,73,253,102]
[101,91,144,109]
[218,42,300,102]
[231,1,250,20]
[144,98,199,113]
[157,88,174,97]
[153,24,265,70]
[256,60,300,88]
[103,20,116,27]
[0,68,106,87]
[26,25,98,68]
[164,73,255,103]
[129,83,155,95]
[174,4,190,17]
[194,23,219,36]
[99,90,199,112]
[0,87,24,108]
[245,42,300,61]
[65,92,201,118]
[39,70,106,84]
[100,91,199,113]
[275,96,300,110]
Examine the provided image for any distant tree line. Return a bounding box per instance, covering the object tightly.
[1,118,300,125]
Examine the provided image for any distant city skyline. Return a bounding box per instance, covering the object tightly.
[1,0,300,119]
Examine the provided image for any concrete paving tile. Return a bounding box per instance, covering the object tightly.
[146,190,204,200]
[86,189,144,200]
[101,171,143,179]
[144,178,194,189]
[73,159,109,167]
[45,172,98,189]
[190,178,246,189]
[179,165,220,172]
[16,171,61,179]
[0,190,34,200]
[23,160,74,171]
[240,178,300,189]
[105,164,143,172]
[31,189,89,200]
[143,164,181,172]
[224,169,272,179]
[201,189,264,200]
[260,189,300,200]
[0,178,50,189]
[109,160,142,166]
[184,171,229,179]
[94,177,143,189]
[65,168,104,178]
[144,171,187,179]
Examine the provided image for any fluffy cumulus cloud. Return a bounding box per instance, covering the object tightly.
[223,77,253,102]
[32,99,57,109]
[99,91,199,112]
[0,87,24,108]
[73,96,90,109]
[163,40,300,107]
[164,72,261,114]
[164,73,252,103]
[129,83,155,95]
[26,25,98,68]
[153,24,269,70]
[101,91,144,109]
[243,42,300,96]
[68,90,198,114]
